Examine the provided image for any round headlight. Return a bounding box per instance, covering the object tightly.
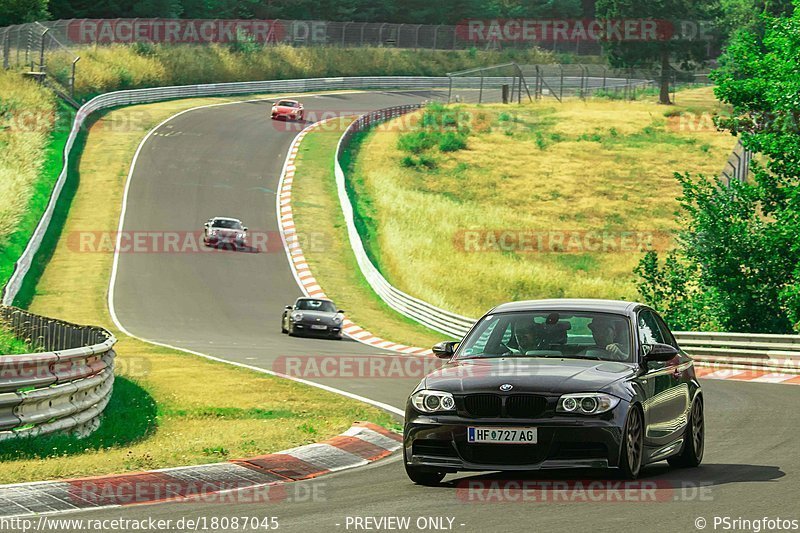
[440,396,455,410]
[411,390,456,414]
[581,397,598,413]
[562,397,578,412]
[292,312,303,321]
[424,395,441,411]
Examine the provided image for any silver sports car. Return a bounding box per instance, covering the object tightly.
[203,217,248,249]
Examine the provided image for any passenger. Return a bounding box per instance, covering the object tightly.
[587,317,630,361]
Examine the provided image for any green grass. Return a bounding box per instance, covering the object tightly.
[0,71,64,291]
[0,377,156,462]
[293,120,446,347]
[0,96,396,485]
[345,87,737,317]
[0,325,31,354]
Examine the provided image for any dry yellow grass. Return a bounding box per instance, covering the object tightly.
[0,71,56,243]
[0,93,393,484]
[46,44,556,99]
[350,87,736,316]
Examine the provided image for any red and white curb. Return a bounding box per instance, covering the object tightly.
[0,422,401,517]
[694,365,800,385]
[276,120,430,356]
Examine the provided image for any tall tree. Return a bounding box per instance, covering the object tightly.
[636,2,800,332]
[0,0,49,26]
[596,0,721,104]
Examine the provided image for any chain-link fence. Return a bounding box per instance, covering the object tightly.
[447,63,711,104]
[1,19,609,55]
[1,21,80,99]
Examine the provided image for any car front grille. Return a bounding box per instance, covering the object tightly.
[550,442,608,460]
[461,444,547,465]
[412,440,458,459]
[506,395,547,418]
[461,394,548,418]
[463,394,502,417]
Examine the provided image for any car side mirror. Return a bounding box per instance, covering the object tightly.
[643,342,679,362]
[204,222,210,227]
[285,305,292,310]
[337,309,345,314]
[243,227,248,232]
[432,341,457,359]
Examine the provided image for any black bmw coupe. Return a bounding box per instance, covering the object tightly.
[403,299,704,485]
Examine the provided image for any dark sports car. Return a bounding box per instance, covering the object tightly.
[403,299,704,485]
[281,297,345,339]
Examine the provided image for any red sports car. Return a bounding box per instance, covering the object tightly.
[271,99,304,121]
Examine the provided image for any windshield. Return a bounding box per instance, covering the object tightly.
[456,311,633,363]
[296,299,336,313]
[212,219,243,230]
[277,100,298,107]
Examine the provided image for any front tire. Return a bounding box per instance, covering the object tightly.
[619,405,644,479]
[281,316,288,334]
[668,395,704,468]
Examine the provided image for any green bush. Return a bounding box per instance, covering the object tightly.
[438,131,467,152]
[397,131,437,154]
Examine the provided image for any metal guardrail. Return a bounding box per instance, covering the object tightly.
[333,106,799,370]
[0,306,116,441]
[721,139,752,185]
[0,76,454,307]
[334,105,477,339]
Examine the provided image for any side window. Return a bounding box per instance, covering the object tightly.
[652,312,677,348]
[637,310,666,347]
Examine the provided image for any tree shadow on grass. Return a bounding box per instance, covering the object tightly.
[0,376,158,461]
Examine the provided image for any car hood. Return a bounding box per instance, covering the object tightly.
[422,357,637,395]
[294,310,340,323]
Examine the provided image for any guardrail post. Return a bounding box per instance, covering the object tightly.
[39,27,49,73]
[70,56,80,97]
[2,29,9,70]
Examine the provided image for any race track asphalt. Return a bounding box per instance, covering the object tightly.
[98,91,799,532]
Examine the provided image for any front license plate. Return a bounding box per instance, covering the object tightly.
[467,426,537,444]
[310,324,327,330]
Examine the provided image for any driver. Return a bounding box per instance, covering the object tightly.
[587,317,630,360]
[514,321,543,353]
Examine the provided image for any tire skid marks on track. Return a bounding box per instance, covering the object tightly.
[0,423,401,518]
[275,119,431,356]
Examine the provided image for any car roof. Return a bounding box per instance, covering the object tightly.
[211,217,243,223]
[296,297,333,303]
[277,99,299,104]
[489,299,641,316]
